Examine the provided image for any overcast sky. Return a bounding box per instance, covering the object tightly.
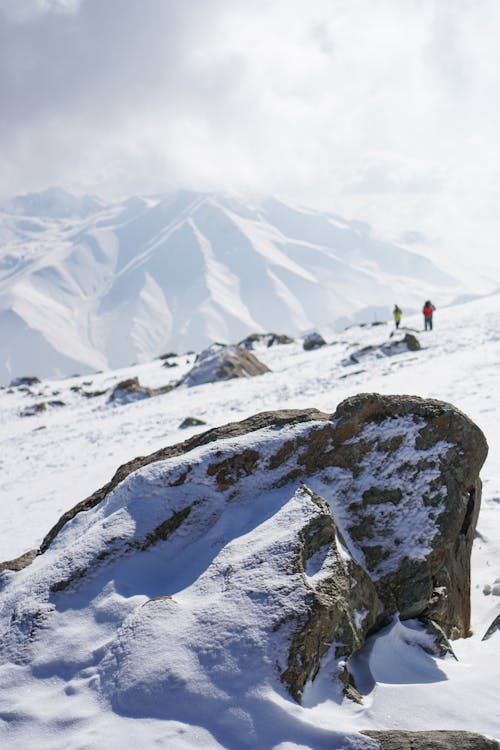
[1,0,499,287]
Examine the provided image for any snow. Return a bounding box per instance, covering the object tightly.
[0,190,467,383]
[0,293,499,748]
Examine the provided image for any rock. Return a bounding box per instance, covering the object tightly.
[330,393,487,638]
[0,394,487,710]
[384,332,421,352]
[179,416,207,429]
[346,334,421,364]
[362,730,499,750]
[20,402,47,417]
[82,389,108,399]
[108,378,174,404]
[482,614,500,641]
[239,332,294,350]
[9,375,41,387]
[303,331,326,350]
[108,377,155,404]
[0,548,37,575]
[158,352,178,360]
[180,343,270,387]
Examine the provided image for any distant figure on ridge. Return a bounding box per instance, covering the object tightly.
[422,300,436,331]
[393,304,402,329]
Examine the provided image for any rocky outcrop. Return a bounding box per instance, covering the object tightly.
[362,730,499,750]
[180,343,270,386]
[0,394,487,711]
[303,331,327,350]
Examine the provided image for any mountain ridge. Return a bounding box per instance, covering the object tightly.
[0,189,462,383]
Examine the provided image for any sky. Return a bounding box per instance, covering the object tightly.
[1,0,499,288]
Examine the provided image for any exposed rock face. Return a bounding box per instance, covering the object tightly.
[362,730,499,750]
[0,394,487,713]
[303,331,327,350]
[180,343,270,386]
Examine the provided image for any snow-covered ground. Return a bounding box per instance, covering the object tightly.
[0,293,499,748]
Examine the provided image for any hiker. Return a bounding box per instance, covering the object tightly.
[422,300,436,331]
[393,304,402,329]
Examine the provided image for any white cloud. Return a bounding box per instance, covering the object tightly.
[1,0,500,285]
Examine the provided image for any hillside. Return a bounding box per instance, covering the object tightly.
[0,189,463,383]
[0,294,499,749]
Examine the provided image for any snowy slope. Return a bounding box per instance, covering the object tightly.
[0,293,499,749]
[0,189,464,383]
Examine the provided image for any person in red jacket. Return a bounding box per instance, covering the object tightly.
[423,300,436,330]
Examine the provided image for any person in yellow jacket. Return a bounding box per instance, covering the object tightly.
[393,304,402,328]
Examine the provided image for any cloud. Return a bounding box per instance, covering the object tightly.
[1,0,500,284]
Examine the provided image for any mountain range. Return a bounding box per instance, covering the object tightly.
[0,187,462,383]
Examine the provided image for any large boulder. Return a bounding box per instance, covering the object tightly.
[0,394,487,720]
[180,343,270,386]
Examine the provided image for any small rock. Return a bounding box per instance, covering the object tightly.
[21,402,47,417]
[179,417,207,429]
[108,378,154,405]
[482,614,500,641]
[239,332,294,350]
[10,376,41,387]
[303,332,326,351]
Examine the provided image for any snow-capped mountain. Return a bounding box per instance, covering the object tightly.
[0,188,462,384]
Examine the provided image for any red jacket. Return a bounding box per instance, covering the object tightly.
[423,303,435,318]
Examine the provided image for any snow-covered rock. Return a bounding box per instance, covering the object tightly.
[0,393,487,735]
[345,333,421,365]
[238,332,294,350]
[180,343,270,387]
[303,331,327,350]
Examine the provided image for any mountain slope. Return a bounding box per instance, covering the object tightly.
[0,189,463,383]
[0,294,499,749]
